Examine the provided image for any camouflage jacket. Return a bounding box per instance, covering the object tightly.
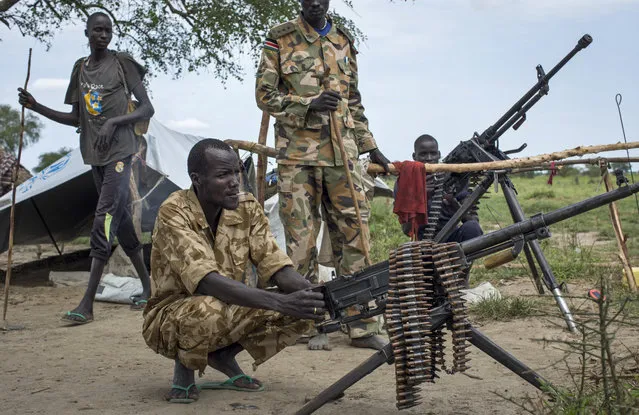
[255,15,378,167]
[144,188,292,317]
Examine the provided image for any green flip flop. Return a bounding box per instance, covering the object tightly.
[130,295,148,311]
[61,311,93,326]
[199,374,265,392]
[166,383,198,404]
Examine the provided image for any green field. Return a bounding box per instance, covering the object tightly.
[370,172,639,286]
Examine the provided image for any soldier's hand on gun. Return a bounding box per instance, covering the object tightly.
[370,148,392,175]
[95,119,117,153]
[278,288,326,322]
[17,88,37,109]
[309,90,341,112]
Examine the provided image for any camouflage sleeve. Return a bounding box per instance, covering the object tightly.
[348,51,378,154]
[255,41,313,128]
[246,195,293,287]
[155,203,220,294]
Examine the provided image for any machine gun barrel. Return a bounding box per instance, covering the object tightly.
[461,181,638,255]
[316,181,639,332]
[447,34,592,153]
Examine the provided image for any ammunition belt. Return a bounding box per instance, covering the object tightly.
[385,241,471,410]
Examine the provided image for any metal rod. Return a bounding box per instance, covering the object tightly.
[600,164,636,291]
[460,182,639,255]
[30,199,62,256]
[615,93,639,218]
[3,48,32,323]
[499,178,570,332]
[297,305,450,414]
[299,305,552,414]
[294,343,393,415]
[523,244,545,294]
[434,175,494,243]
[469,326,550,391]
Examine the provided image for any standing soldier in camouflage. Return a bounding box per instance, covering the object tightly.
[255,0,391,351]
[143,139,325,403]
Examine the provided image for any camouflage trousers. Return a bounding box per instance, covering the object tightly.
[143,295,313,373]
[277,162,380,339]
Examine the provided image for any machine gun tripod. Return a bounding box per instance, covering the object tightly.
[296,179,639,414]
[436,34,593,333]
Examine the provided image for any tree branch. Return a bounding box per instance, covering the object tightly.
[0,0,20,13]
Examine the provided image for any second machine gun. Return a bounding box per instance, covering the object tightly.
[296,179,639,414]
[429,34,594,332]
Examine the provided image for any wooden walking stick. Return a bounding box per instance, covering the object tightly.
[324,80,371,266]
[2,48,32,330]
[599,161,636,292]
[256,111,270,207]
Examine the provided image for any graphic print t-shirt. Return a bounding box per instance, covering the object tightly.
[64,51,146,166]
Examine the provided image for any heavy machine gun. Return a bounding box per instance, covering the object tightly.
[296,179,639,414]
[431,34,594,332]
[441,34,592,194]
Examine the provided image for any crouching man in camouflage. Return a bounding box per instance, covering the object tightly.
[143,139,325,403]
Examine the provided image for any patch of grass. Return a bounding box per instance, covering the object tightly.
[470,264,525,285]
[477,174,638,265]
[469,296,542,321]
[369,197,409,263]
[525,189,556,199]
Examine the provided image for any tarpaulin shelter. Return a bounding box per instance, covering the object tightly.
[0,119,204,253]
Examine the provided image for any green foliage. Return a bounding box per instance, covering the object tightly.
[557,165,581,177]
[581,164,601,177]
[32,147,73,173]
[525,189,555,199]
[0,104,44,155]
[477,173,638,265]
[469,296,542,321]
[369,197,409,263]
[0,0,362,80]
[610,162,631,174]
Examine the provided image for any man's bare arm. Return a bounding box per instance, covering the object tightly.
[195,272,324,321]
[107,81,155,127]
[18,88,79,127]
[272,265,313,294]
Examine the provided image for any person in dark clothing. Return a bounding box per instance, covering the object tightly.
[397,134,483,243]
[18,12,154,324]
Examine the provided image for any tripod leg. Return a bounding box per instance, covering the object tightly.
[296,306,453,414]
[500,178,577,332]
[523,243,545,294]
[294,343,394,415]
[435,175,494,243]
[469,326,553,392]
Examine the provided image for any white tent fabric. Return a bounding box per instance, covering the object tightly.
[0,118,392,263]
[0,119,204,252]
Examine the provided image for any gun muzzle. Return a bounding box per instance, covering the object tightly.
[578,34,593,49]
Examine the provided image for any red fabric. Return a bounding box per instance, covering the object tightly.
[393,161,428,240]
[547,161,558,185]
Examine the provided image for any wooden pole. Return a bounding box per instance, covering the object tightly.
[328,112,371,267]
[225,140,639,175]
[600,162,636,292]
[3,48,32,325]
[512,157,639,173]
[256,111,270,207]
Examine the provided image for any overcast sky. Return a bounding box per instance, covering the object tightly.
[1,0,637,172]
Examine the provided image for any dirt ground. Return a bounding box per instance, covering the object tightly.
[2,277,638,415]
